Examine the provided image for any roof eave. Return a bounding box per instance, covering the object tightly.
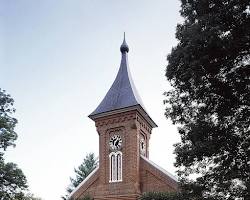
[67,166,99,199]
[88,105,157,128]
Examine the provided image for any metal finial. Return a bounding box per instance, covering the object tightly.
[120,32,129,53]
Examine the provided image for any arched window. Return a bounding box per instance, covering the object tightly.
[117,153,122,181]
[109,151,122,182]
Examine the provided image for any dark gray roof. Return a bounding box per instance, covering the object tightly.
[89,36,157,128]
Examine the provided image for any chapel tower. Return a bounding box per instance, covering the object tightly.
[88,34,157,199]
[69,36,178,200]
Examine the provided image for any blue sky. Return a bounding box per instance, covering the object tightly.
[1,1,182,199]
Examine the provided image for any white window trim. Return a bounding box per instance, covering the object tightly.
[109,151,122,183]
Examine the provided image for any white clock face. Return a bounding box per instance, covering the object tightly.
[140,138,146,155]
[109,134,122,151]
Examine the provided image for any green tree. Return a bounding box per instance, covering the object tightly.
[165,1,249,200]
[63,153,98,199]
[0,89,18,154]
[24,193,43,200]
[0,89,28,199]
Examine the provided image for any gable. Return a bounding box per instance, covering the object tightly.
[68,167,99,199]
[140,156,178,193]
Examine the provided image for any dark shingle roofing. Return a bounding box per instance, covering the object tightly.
[89,36,157,128]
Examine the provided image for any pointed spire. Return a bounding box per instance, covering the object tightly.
[120,32,129,53]
[89,35,157,128]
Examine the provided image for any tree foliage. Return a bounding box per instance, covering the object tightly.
[0,89,29,199]
[23,193,43,200]
[0,89,18,154]
[63,153,98,199]
[165,0,250,199]
[0,158,28,199]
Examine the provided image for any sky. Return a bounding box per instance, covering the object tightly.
[1,1,182,199]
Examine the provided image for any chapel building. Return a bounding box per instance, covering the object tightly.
[69,36,178,200]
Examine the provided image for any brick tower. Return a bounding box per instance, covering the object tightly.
[68,35,178,200]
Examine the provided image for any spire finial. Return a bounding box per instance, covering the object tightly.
[120,32,129,53]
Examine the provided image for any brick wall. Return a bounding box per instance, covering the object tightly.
[70,109,177,200]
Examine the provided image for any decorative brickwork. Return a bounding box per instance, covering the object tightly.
[69,110,178,200]
[69,38,178,200]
